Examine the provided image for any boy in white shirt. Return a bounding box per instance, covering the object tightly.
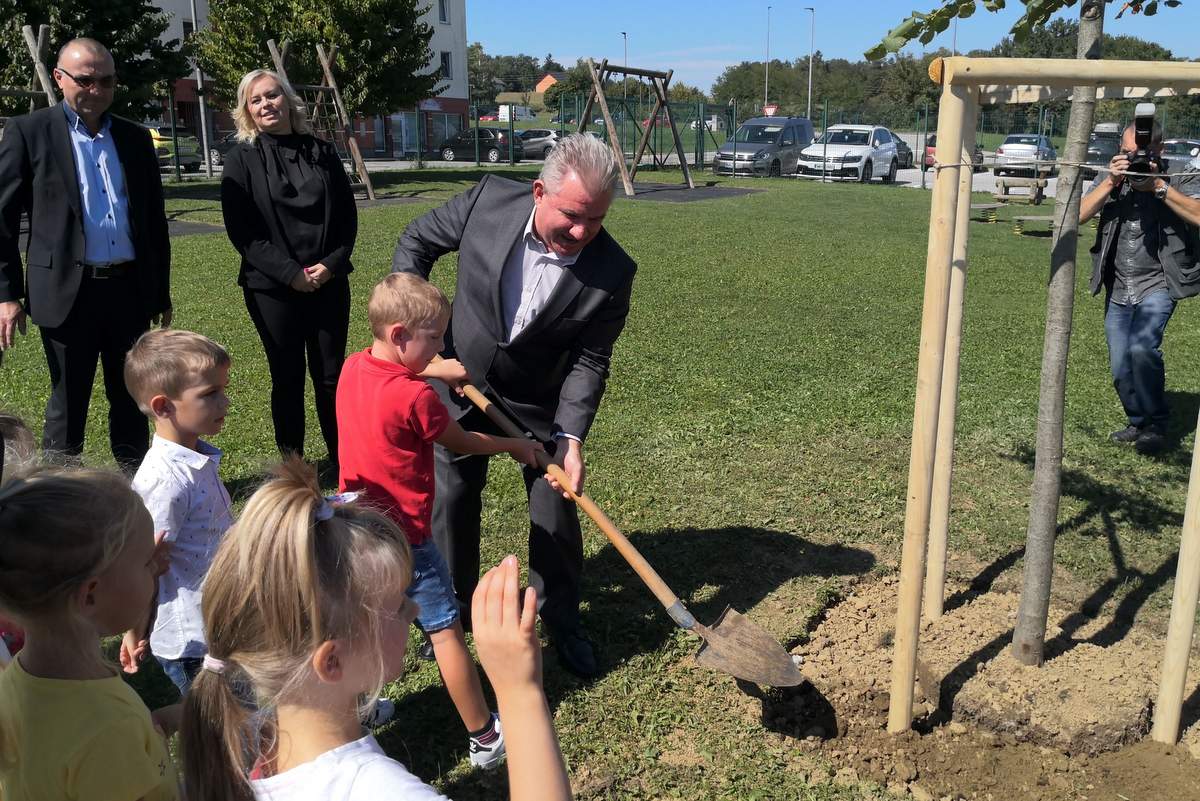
[120,329,233,694]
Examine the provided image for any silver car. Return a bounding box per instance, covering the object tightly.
[519,128,560,159]
[713,116,815,177]
[994,134,1056,177]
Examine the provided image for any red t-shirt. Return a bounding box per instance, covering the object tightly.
[336,348,450,545]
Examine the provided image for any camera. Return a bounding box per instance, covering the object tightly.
[1126,102,1160,187]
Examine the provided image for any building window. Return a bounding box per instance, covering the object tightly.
[438,0,450,23]
[182,20,195,40]
[440,51,452,80]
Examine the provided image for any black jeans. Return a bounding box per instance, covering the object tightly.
[243,277,350,460]
[38,271,150,469]
[432,408,584,635]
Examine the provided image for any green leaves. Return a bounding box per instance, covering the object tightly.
[865,0,1185,60]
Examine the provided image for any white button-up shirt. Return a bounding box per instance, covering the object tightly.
[62,104,136,265]
[131,435,233,660]
[499,207,580,342]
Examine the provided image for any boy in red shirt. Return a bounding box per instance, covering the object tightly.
[337,272,540,769]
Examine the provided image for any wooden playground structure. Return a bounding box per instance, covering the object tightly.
[890,55,1200,744]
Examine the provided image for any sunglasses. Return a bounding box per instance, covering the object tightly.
[56,67,116,89]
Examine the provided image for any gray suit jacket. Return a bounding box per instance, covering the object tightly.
[391,175,636,441]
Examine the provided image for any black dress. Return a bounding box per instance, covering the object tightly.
[220,132,358,462]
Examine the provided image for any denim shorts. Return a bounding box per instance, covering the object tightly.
[156,655,204,696]
[406,539,459,634]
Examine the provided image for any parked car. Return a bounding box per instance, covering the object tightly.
[921,133,984,172]
[1163,138,1200,163]
[713,116,814,178]
[993,133,1055,177]
[478,113,498,122]
[797,124,898,183]
[1082,123,1122,179]
[207,130,240,167]
[438,128,521,163]
[519,127,559,159]
[550,113,576,124]
[691,115,725,132]
[147,123,203,172]
[890,130,914,169]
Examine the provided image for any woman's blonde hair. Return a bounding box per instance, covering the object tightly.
[180,458,413,801]
[232,69,313,143]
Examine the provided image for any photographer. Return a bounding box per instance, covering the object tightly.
[1080,113,1200,455]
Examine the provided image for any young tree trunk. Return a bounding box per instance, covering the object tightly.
[1011,0,1105,666]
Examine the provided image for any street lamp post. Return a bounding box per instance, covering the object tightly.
[764,6,771,110]
[188,0,212,178]
[621,31,627,156]
[804,6,815,120]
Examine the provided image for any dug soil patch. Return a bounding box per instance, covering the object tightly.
[765,574,1200,800]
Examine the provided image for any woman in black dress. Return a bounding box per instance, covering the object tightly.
[220,69,357,464]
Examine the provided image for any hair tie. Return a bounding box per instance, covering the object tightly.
[202,654,226,674]
[314,491,360,522]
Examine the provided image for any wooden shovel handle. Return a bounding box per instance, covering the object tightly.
[454,379,686,617]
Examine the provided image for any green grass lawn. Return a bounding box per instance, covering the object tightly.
[6,170,1199,799]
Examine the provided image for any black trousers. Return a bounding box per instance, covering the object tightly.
[243,278,350,461]
[38,271,150,468]
[433,408,584,635]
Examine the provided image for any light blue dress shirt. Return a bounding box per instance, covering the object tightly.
[63,104,137,265]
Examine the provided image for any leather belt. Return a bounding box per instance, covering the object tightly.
[83,261,135,279]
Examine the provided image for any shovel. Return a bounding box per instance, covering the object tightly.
[449,372,803,687]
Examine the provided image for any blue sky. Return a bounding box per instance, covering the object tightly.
[465,1,1200,94]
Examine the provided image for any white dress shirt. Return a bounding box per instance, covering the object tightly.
[131,435,233,660]
[499,207,580,341]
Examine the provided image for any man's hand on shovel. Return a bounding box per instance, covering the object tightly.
[546,437,585,499]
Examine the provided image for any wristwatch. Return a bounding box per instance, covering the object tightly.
[1155,181,1169,200]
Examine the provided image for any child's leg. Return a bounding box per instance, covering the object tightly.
[429,622,491,732]
[408,539,493,733]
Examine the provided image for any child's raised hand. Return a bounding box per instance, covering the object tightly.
[120,630,150,674]
[472,555,542,696]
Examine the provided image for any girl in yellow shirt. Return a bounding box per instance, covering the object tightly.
[0,467,180,801]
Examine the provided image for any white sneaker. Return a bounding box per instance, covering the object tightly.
[468,713,506,769]
[363,698,395,728]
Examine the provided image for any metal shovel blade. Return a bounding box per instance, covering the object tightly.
[693,606,804,687]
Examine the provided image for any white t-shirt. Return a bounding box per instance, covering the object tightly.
[251,735,450,801]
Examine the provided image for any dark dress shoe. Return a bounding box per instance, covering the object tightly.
[551,629,598,678]
[1135,428,1168,455]
[1110,425,1142,444]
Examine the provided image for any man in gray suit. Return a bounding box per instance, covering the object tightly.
[392,134,636,677]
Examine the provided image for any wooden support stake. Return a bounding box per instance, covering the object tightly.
[887,81,972,734]
[924,95,978,620]
[1151,409,1200,743]
[22,24,56,106]
[586,58,634,197]
[577,58,606,136]
[656,72,695,189]
[317,43,375,200]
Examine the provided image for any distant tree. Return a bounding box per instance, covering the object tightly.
[542,59,605,110]
[668,82,708,103]
[195,0,437,116]
[490,52,540,92]
[0,0,189,120]
[542,53,564,73]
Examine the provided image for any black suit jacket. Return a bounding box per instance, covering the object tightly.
[0,102,171,328]
[220,136,358,291]
[392,175,637,442]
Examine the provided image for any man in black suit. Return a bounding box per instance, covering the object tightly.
[0,38,171,467]
[392,134,636,677]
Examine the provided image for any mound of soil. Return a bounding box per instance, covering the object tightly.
[764,574,1200,800]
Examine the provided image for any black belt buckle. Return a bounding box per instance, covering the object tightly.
[86,261,133,279]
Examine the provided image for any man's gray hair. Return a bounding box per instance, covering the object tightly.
[539,134,621,197]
